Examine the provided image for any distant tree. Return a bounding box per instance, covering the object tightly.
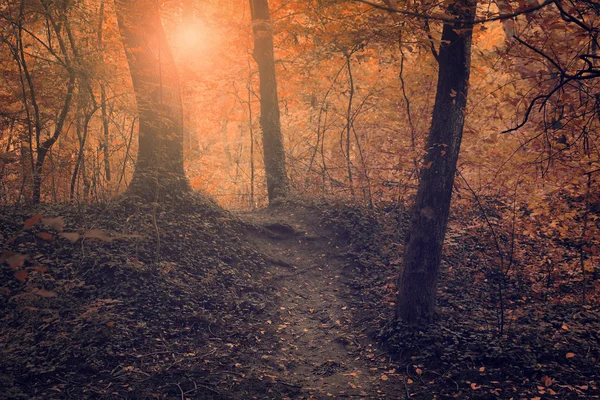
[249,0,290,204]
[19,0,78,203]
[396,0,477,323]
[115,0,189,201]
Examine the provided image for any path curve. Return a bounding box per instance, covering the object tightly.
[236,205,403,399]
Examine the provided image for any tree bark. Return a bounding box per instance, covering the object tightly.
[396,0,476,324]
[115,0,189,201]
[249,0,290,204]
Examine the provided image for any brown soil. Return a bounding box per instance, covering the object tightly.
[236,205,404,399]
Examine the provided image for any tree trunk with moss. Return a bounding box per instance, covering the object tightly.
[396,0,476,324]
[115,0,189,201]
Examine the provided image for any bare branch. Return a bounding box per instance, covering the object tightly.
[353,0,557,24]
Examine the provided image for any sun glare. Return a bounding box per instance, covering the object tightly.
[174,21,208,55]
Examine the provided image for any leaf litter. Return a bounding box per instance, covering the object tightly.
[0,195,598,399]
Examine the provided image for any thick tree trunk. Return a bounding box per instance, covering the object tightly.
[115,0,189,201]
[249,0,290,204]
[396,0,476,323]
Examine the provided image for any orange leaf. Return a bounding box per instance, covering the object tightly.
[471,383,481,390]
[24,214,43,229]
[15,270,28,281]
[541,376,553,387]
[565,352,576,359]
[36,232,54,241]
[4,253,27,270]
[33,289,57,298]
[60,232,80,243]
[0,250,14,263]
[83,229,113,242]
[380,374,389,381]
[42,217,64,232]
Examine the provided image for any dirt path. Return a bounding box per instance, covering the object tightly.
[236,206,403,399]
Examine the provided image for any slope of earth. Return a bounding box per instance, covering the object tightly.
[332,199,600,400]
[0,194,280,399]
[0,195,406,400]
[2,194,599,399]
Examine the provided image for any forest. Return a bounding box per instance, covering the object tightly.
[0,0,599,398]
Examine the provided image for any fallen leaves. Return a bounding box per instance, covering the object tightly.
[36,232,54,241]
[541,375,553,387]
[24,214,43,229]
[2,251,27,270]
[83,229,113,242]
[32,289,57,298]
[14,270,28,281]
[60,232,79,243]
[42,217,65,232]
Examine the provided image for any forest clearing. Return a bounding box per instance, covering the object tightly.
[1,0,599,398]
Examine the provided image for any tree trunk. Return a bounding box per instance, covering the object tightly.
[396,0,476,324]
[99,0,111,182]
[249,0,289,204]
[115,0,189,201]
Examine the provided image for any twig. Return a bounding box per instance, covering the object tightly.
[152,201,160,265]
[196,383,221,395]
[277,381,302,389]
[170,383,184,400]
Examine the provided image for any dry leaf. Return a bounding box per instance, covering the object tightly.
[5,253,27,270]
[24,214,43,229]
[60,232,80,243]
[415,368,423,375]
[33,289,57,298]
[42,217,65,232]
[15,270,28,281]
[541,376,553,387]
[36,232,54,241]
[380,374,389,381]
[471,383,481,390]
[83,229,113,242]
[566,352,576,359]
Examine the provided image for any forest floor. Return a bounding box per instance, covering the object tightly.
[234,205,404,399]
[1,194,599,399]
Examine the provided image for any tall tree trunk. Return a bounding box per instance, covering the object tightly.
[115,0,189,201]
[344,52,355,198]
[249,0,289,204]
[396,0,476,323]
